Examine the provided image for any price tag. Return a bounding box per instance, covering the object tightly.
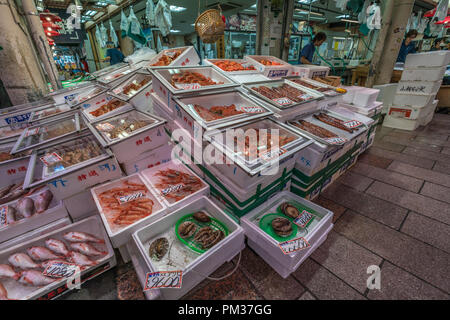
[279,237,311,254]
[389,108,411,118]
[165,51,177,58]
[144,271,182,290]
[324,137,347,144]
[239,106,264,113]
[272,97,293,106]
[175,83,201,90]
[293,210,314,228]
[117,192,144,204]
[161,184,183,195]
[0,206,9,227]
[299,94,313,100]
[96,122,115,131]
[25,127,40,137]
[40,152,62,166]
[113,88,122,95]
[343,120,363,129]
[260,148,287,162]
[43,260,79,278]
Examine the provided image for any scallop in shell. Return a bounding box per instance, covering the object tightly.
[280,202,300,219]
[148,238,169,261]
[178,221,197,238]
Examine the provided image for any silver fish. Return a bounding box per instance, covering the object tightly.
[8,253,41,269]
[63,232,105,244]
[18,270,56,287]
[16,197,34,218]
[68,251,96,267]
[27,246,61,261]
[0,282,9,300]
[35,190,53,213]
[0,264,19,280]
[45,238,69,256]
[70,242,107,257]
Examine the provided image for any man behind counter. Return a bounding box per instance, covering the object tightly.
[396,29,418,63]
[299,32,327,65]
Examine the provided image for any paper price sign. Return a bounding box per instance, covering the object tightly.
[0,206,9,227]
[343,120,363,129]
[161,184,183,195]
[260,148,287,162]
[117,192,144,204]
[25,127,40,137]
[324,137,347,145]
[40,152,62,166]
[278,237,311,255]
[240,106,264,113]
[175,83,201,90]
[272,97,293,106]
[96,122,115,131]
[112,88,122,95]
[43,260,79,278]
[293,210,314,228]
[165,51,177,58]
[299,94,313,100]
[144,271,182,290]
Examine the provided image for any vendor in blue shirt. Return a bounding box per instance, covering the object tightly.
[103,42,125,65]
[396,29,418,63]
[299,32,327,65]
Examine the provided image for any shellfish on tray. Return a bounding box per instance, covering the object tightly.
[280,202,300,219]
[271,217,292,237]
[149,238,169,261]
[193,211,211,223]
[193,226,224,249]
[178,221,197,238]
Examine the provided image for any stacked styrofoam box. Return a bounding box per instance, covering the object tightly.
[373,83,398,114]
[383,51,449,130]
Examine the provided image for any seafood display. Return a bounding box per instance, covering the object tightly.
[250,83,314,105]
[212,60,256,72]
[289,120,338,139]
[148,238,169,261]
[0,183,44,206]
[151,48,185,66]
[88,99,127,118]
[121,77,151,96]
[193,226,224,249]
[193,104,244,121]
[170,71,222,88]
[0,126,26,139]
[94,176,163,232]
[45,239,69,256]
[289,79,329,92]
[0,150,28,162]
[0,282,9,300]
[32,105,69,120]
[313,113,356,133]
[0,264,19,280]
[271,217,292,237]
[95,111,155,141]
[0,190,53,227]
[252,58,283,66]
[63,231,105,244]
[76,87,105,104]
[280,202,300,219]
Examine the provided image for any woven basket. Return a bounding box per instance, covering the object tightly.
[195,9,225,43]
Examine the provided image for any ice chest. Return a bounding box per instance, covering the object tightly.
[382,114,420,131]
[388,99,438,120]
[245,55,292,79]
[404,50,450,69]
[400,66,447,82]
[352,88,380,107]
[80,93,133,123]
[146,46,200,67]
[128,196,245,300]
[121,142,173,175]
[0,140,31,188]
[396,80,442,96]
[203,58,260,75]
[241,190,333,278]
[393,91,437,108]
[289,65,330,78]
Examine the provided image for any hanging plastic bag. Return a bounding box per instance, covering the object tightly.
[156,34,163,52]
[109,20,118,47]
[95,25,105,48]
[146,0,156,26]
[335,0,350,11]
[367,3,381,30]
[120,10,128,38]
[406,13,414,32]
[154,0,172,36]
[124,47,157,64]
[358,0,371,24]
[100,22,108,45]
[432,0,449,22]
[418,17,428,34]
[127,6,147,45]
[412,10,422,30]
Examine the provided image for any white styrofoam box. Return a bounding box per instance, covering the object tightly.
[404,50,450,69]
[121,142,173,175]
[418,103,437,126]
[373,83,398,108]
[393,91,437,108]
[140,160,209,211]
[388,99,439,120]
[151,91,173,118]
[81,94,133,123]
[382,114,420,131]
[48,82,94,105]
[317,95,342,110]
[203,58,260,75]
[129,196,245,300]
[90,173,167,248]
[244,55,292,78]
[352,88,380,107]
[400,66,447,82]
[341,86,364,104]
[0,189,68,243]
[229,73,270,84]
[359,132,376,154]
[241,190,333,278]
[290,65,330,79]
[96,66,135,87]
[0,215,116,300]
[339,101,383,117]
[0,147,30,188]
[396,80,442,96]
[0,217,71,252]
[63,189,97,222]
[146,46,200,67]
[329,104,376,129]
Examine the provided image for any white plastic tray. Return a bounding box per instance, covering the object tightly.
[245,55,292,78]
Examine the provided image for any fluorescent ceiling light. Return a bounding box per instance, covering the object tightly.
[341,18,359,23]
[170,29,181,33]
[251,4,256,8]
[297,0,316,3]
[95,1,108,6]
[170,5,186,12]
[333,37,346,40]
[336,15,350,19]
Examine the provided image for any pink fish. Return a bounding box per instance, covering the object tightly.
[26,246,61,261]
[18,270,56,287]
[45,238,69,256]
[70,242,107,257]
[68,251,96,267]
[0,282,9,300]
[8,253,41,269]
[16,197,35,218]
[35,190,53,213]
[0,264,20,280]
[63,232,105,244]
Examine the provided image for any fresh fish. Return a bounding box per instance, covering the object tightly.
[8,253,41,269]
[63,232,105,244]
[0,282,9,300]
[35,190,53,213]
[0,264,19,280]
[68,251,96,267]
[26,246,61,261]
[70,242,107,257]
[16,197,34,218]
[45,238,70,256]
[0,184,14,198]
[18,270,56,287]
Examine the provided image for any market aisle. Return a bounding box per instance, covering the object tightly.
[60,114,450,300]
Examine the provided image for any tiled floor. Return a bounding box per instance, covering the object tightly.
[61,114,450,300]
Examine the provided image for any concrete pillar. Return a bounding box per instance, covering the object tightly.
[370,0,415,86]
[0,0,48,105]
[256,0,287,58]
[22,0,62,91]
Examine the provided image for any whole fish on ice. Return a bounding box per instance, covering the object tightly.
[18,270,56,287]
[8,253,41,269]
[35,190,53,213]
[45,238,69,256]
[27,246,61,261]
[68,251,97,267]
[70,242,107,256]
[0,282,9,300]
[63,231,105,244]
[0,264,20,280]
[16,197,34,218]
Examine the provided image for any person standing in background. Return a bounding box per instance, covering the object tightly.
[430,38,443,51]
[299,32,327,65]
[396,29,418,63]
[103,42,125,65]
